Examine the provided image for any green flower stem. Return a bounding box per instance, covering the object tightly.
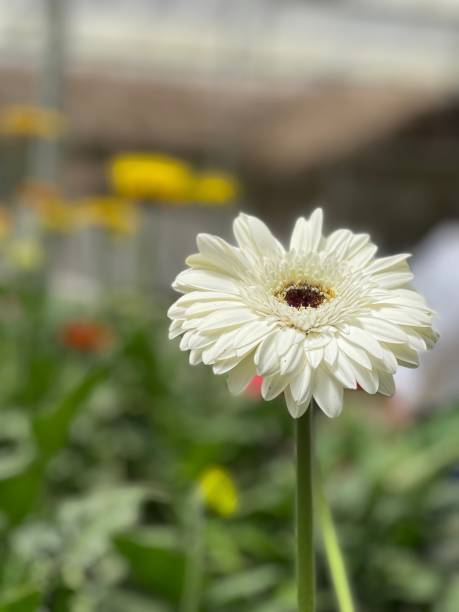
[180,492,205,612]
[315,472,356,612]
[295,404,315,612]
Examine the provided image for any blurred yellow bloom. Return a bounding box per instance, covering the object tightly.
[0,105,66,138]
[20,182,75,231]
[198,467,239,518]
[7,239,44,270]
[193,172,240,205]
[75,196,138,235]
[109,153,194,202]
[39,200,76,232]
[0,207,11,240]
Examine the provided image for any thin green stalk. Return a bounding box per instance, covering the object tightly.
[180,492,205,612]
[315,473,356,612]
[296,404,315,612]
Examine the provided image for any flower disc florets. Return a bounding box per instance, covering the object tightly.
[168,209,438,418]
[277,283,333,309]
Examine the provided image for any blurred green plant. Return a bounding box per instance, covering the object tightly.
[0,275,457,611]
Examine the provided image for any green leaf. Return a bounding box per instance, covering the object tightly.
[205,566,283,606]
[114,527,185,604]
[0,461,43,525]
[32,364,110,461]
[0,587,41,612]
[438,578,459,612]
[100,588,170,612]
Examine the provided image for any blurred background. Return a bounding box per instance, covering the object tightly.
[0,1,458,610]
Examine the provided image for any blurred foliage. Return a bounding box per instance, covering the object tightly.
[0,270,458,612]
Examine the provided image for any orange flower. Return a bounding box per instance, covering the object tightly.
[59,320,114,354]
[19,181,62,204]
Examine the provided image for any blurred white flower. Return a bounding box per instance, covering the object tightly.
[395,223,459,410]
[168,209,437,418]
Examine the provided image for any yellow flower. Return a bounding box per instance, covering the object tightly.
[192,172,240,205]
[40,200,76,232]
[20,182,75,232]
[198,467,239,518]
[0,105,66,138]
[75,196,138,235]
[7,239,44,270]
[109,153,194,202]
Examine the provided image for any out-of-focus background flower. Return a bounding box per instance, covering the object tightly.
[0,1,458,611]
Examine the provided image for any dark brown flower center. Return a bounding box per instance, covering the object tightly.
[276,282,334,309]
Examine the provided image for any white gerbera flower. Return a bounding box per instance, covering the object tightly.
[168,209,438,418]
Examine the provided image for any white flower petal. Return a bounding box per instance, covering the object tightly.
[367,253,411,274]
[195,234,246,276]
[313,367,344,418]
[404,329,427,352]
[189,350,203,365]
[289,209,324,254]
[386,343,419,368]
[416,326,439,349]
[261,373,291,401]
[213,357,244,375]
[290,365,313,405]
[173,269,239,294]
[356,317,408,344]
[171,291,241,307]
[308,208,324,252]
[327,352,357,389]
[345,326,384,359]
[197,309,258,333]
[377,347,398,374]
[254,331,282,376]
[186,331,214,350]
[233,213,284,258]
[202,333,236,364]
[306,347,324,369]
[336,336,372,369]
[326,229,352,258]
[276,327,302,356]
[373,270,414,289]
[323,338,338,366]
[169,319,185,339]
[231,320,273,345]
[185,301,247,318]
[378,373,395,396]
[303,334,331,350]
[373,307,432,327]
[280,343,306,376]
[348,243,378,269]
[227,355,257,394]
[345,233,370,259]
[284,387,310,418]
[290,217,310,253]
[353,362,379,394]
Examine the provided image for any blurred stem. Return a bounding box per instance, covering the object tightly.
[315,473,356,612]
[180,492,205,612]
[296,404,315,612]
